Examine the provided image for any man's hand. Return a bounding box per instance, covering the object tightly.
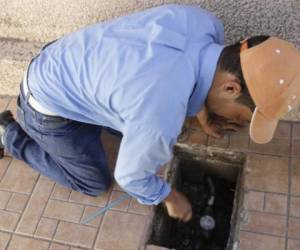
[196,106,245,138]
[164,188,192,222]
[196,106,223,138]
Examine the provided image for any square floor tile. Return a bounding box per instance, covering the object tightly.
[243,190,264,211]
[54,221,97,249]
[239,231,285,250]
[264,193,287,215]
[245,154,289,193]
[0,210,20,232]
[44,200,84,223]
[240,211,286,236]
[95,210,148,250]
[6,193,29,213]
[7,235,49,250]
[35,218,58,240]
[0,159,39,194]
[51,183,72,201]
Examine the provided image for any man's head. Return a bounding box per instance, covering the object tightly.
[206,36,300,143]
[206,35,270,126]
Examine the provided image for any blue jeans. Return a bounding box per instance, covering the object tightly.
[4,85,115,196]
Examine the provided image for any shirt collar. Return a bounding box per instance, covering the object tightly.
[187,43,224,116]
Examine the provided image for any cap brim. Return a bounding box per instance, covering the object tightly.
[250,108,278,144]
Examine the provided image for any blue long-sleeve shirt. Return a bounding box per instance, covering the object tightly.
[28,4,224,205]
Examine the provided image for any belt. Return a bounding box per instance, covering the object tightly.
[23,68,58,116]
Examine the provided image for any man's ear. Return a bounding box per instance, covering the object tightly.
[220,75,241,100]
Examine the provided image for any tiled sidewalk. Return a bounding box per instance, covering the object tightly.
[0,97,151,250]
[0,96,299,250]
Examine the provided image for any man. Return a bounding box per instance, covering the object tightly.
[0,4,299,222]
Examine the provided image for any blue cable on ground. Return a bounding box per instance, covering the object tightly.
[81,193,131,224]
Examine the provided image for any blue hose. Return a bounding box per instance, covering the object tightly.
[81,193,131,224]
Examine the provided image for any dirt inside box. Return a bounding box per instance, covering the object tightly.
[146,145,245,250]
[171,173,236,250]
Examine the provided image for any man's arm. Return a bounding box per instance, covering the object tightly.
[197,105,246,138]
[196,105,223,138]
[114,124,192,221]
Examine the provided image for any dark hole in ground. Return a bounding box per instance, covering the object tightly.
[147,146,244,250]
[172,171,236,250]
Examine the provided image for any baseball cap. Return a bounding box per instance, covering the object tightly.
[240,37,300,144]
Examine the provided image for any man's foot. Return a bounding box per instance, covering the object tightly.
[0,110,15,158]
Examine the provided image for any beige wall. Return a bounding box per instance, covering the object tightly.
[0,0,299,119]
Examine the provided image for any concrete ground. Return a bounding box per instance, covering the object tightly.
[0,0,299,119]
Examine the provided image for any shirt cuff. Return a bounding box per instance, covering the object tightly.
[136,181,172,205]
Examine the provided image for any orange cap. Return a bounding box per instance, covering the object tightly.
[240,37,300,144]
